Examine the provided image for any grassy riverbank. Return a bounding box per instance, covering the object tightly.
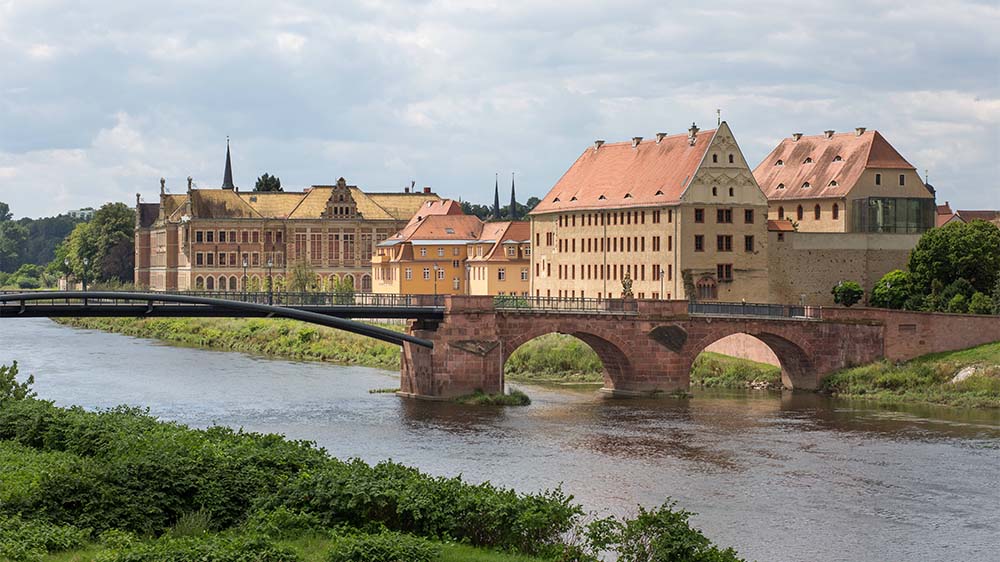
[822,342,1000,409]
[1,365,745,562]
[690,352,782,390]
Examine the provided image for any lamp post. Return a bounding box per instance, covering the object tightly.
[81,257,89,292]
[63,258,71,290]
[266,258,274,305]
[659,265,665,299]
[432,263,440,298]
[465,263,471,296]
[242,256,248,298]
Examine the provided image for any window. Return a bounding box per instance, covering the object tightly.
[405,268,412,280]
[716,208,733,223]
[875,173,882,186]
[716,264,733,282]
[697,277,717,300]
[521,268,528,281]
[423,268,430,280]
[694,235,704,252]
[899,174,905,186]
[778,206,785,219]
[833,203,840,220]
[804,157,813,164]
[196,252,204,266]
[712,187,717,196]
[802,182,811,188]
[524,247,530,256]
[694,208,704,223]
[206,253,214,266]
[652,236,660,251]
[452,260,460,268]
[437,247,444,257]
[498,268,506,281]
[206,231,214,243]
[829,180,838,187]
[744,235,754,252]
[712,154,718,163]
[453,247,460,256]
[728,154,734,163]
[777,183,785,190]
[219,231,226,243]
[776,159,783,166]
[453,278,460,290]
[744,209,754,223]
[195,231,204,243]
[797,205,804,221]
[437,268,445,280]
[729,187,734,196]
[420,248,427,257]
[716,235,732,252]
[834,155,843,162]
[814,205,821,220]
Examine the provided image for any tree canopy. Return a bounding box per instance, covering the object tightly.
[461,196,539,221]
[254,173,283,192]
[50,202,135,284]
[0,201,11,222]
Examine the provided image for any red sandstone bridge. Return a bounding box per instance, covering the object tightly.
[3,291,999,399]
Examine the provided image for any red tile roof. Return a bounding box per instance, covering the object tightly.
[754,130,915,201]
[530,129,717,215]
[955,210,1000,223]
[767,219,796,232]
[390,199,468,240]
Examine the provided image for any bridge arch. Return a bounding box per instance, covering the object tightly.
[501,322,633,390]
[685,324,817,390]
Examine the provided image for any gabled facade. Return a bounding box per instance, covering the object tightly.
[530,122,770,301]
[755,129,935,233]
[134,148,440,292]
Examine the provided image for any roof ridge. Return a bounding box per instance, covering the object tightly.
[351,187,390,218]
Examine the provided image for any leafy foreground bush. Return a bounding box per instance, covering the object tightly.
[0,515,90,562]
[327,530,440,562]
[95,533,300,562]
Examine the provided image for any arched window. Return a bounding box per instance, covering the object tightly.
[775,159,784,166]
[342,274,355,289]
[361,274,372,292]
[796,205,804,221]
[712,154,718,163]
[195,276,205,290]
[802,182,811,188]
[777,183,785,190]
[833,155,843,162]
[778,206,785,220]
[250,275,260,291]
[814,205,821,220]
[712,187,717,196]
[206,276,215,291]
[229,276,238,291]
[218,276,227,291]
[696,277,718,300]
[832,203,840,220]
[728,187,734,196]
[728,154,734,163]
[804,157,813,164]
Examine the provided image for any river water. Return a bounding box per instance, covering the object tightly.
[2,318,998,561]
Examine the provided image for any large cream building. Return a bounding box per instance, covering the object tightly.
[754,128,936,233]
[530,122,770,301]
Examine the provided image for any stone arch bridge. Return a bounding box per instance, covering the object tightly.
[401,296,1000,399]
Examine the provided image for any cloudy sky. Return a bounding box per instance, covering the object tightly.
[1,0,997,218]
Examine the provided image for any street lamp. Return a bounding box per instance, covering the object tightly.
[266,258,274,305]
[242,256,248,298]
[659,265,665,300]
[433,263,440,298]
[81,257,89,292]
[465,263,471,296]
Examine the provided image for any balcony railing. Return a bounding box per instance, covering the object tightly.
[0,291,444,309]
[493,295,638,314]
[688,301,820,319]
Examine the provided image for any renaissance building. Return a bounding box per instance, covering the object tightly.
[134,144,440,292]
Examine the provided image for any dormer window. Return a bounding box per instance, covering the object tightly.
[598,195,607,200]
[553,197,560,202]
[444,228,455,234]
[802,182,811,188]
[775,160,784,166]
[623,193,632,199]
[654,190,663,196]
[803,157,813,164]
[833,155,843,162]
[777,183,785,190]
[829,180,838,187]
[570,196,577,201]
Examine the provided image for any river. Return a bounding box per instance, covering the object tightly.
[2,318,998,561]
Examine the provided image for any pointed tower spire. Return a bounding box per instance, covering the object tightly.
[509,172,517,220]
[221,137,235,190]
[492,173,501,220]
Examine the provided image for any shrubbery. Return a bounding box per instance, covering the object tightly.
[326,530,440,562]
[0,515,90,562]
[95,533,300,562]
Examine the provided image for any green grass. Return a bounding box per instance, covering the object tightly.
[822,342,1000,408]
[42,537,551,562]
[689,351,782,389]
[455,388,532,406]
[56,317,403,370]
[504,333,603,383]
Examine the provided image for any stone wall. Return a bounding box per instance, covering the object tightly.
[704,334,780,366]
[768,231,919,306]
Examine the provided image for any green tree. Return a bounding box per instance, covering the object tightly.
[947,293,968,313]
[908,220,1000,296]
[0,221,29,273]
[993,277,1000,315]
[968,292,993,315]
[288,260,317,293]
[0,201,11,221]
[254,173,283,192]
[832,280,863,307]
[0,362,35,406]
[870,270,912,309]
[50,203,135,284]
[332,276,355,304]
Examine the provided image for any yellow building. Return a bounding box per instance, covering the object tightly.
[530,122,770,301]
[372,201,530,296]
[754,128,936,233]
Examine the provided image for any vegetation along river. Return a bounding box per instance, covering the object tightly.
[3,318,999,562]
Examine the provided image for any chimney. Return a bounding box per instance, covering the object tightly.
[631,136,643,148]
[855,127,866,136]
[824,130,835,139]
[187,176,193,192]
[594,139,605,150]
[655,132,667,144]
[688,122,699,146]
[792,133,803,141]
[160,177,165,195]
[136,193,141,206]
[423,187,431,194]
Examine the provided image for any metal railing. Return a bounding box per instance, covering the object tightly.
[0,291,444,309]
[493,295,639,314]
[688,301,820,319]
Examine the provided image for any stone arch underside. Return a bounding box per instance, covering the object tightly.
[684,324,818,390]
[502,322,634,390]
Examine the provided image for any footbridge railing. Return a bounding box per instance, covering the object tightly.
[493,296,639,314]
[688,301,821,319]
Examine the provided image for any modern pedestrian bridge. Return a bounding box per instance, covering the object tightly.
[3,291,998,399]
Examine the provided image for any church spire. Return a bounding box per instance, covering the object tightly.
[492,173,501,220]
[221,137,235,190]
[509,172,517,220]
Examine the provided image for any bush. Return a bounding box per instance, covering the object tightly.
[0,362,35,406]
[832,281,863,307]
[0,515,90,562]
[870,270,912,309]
[327,530,440,562]
[95,533,300,562]
[243,507,325,539]
[947,293,968,313]
[969,292,993,315]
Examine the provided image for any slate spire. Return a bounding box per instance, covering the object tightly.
[222,137,235,190]
[492,173,501,220]
[509,172,517,220]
